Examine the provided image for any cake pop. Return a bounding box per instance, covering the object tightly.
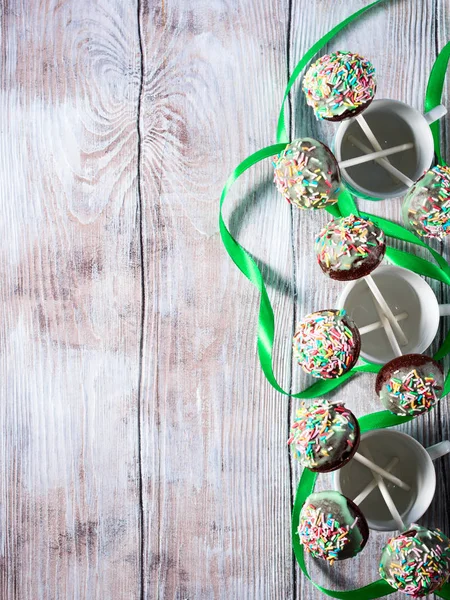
[293,309,360,379]
[375,354,444,417]
[273,138,412,211]
[288,400,359,471]
[379,525,450,597]
[315,214,386,281]
[288,400,410,489]
[298,490,369,564]
[313,216,408,349]
[303,50,414,190]
[273,138,341,209]
[402,164,450,239]
[302,51,376,122]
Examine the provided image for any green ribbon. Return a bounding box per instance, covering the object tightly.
[219,10,450,404]
[220,154,450,398]
[424,40,450,165]
[219,1,450,596]
[291,411,450,598]
[276,0,388,144]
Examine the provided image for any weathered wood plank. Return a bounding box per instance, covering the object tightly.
[0,1,142,598]
[138,0,298,597]
[1,0,449,598]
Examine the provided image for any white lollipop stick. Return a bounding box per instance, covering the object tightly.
[365,275,408,346]
[338,143,414,170]
[355,113,408,188]
[355,113,395,165]
[347,135,415,187]
[353,457,399,505]
[352,453,409,490]
[359,312,408,335]
[372,296,403,357]
[363,448,406,532]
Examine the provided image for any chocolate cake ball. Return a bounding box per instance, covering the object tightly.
[302,51,376,122]
[375,354,444,417]
[288,400,360,472]
[293,309,361,379]
[315,214,386,281]
[299,490,369,564]
[402,165,450,239]
[380,525,450,596]
[273,138,341,209]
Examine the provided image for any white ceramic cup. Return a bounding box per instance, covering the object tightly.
[333,429,450,531]
[337,265,439,364]
[334,99,447,200]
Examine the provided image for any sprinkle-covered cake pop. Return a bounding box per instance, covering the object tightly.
[288,400,360,472]
[302,51,376,121]
[293,309,361,379]
[375,354,444,417]
[299,490,369,564]
[273,138,341,209]
[315,214,386,281]
[379,525,450,597]
[402,165,450,239]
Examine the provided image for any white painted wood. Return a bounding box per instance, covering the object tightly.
[0,1,142,598]
[1,0,449,598]
[138,0,295,597]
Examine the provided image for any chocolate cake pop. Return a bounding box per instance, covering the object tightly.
[315,214,386,281]
[302,51,376,121]
[375,354,444,417]
[299,490,369,564]
[293,309,361,379]
[273,138,341,209]
[402,164,450,239]
[288,400,360,472]
[379,525,450,597]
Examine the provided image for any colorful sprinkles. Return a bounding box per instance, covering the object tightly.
[404,165,450,239]
[380,526,450,597]
[380,367,443,417]
[299,502,353,565]
[293,309,360,379]
[302,51,376,120]
[273,138,340,209]
[288,400,357,470]
[315,214,385,276]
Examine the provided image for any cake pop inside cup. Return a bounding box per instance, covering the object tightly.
[337,265,439,364]
[334,430,450,531]
[334,99,446,200]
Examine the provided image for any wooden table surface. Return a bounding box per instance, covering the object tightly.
[1,0,450,598]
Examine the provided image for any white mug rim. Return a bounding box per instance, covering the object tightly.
[336,264,440,364]
[334,98,434,199]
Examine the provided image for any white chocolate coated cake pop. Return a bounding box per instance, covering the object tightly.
[293,309,361,379]
[288,400,360,472]
[299,490,369,564]
[273,138,340,209]
[402,165,450,239]
[380,525,450,597]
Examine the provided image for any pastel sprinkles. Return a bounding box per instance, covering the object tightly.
[293,309,360,379]
[303,51,376,120]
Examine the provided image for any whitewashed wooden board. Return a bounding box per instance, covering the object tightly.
[0,0,449,598]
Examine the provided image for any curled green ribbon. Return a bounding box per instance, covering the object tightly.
[425,40,450,165]
[219,1,450,596]
[291,411,450,599]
